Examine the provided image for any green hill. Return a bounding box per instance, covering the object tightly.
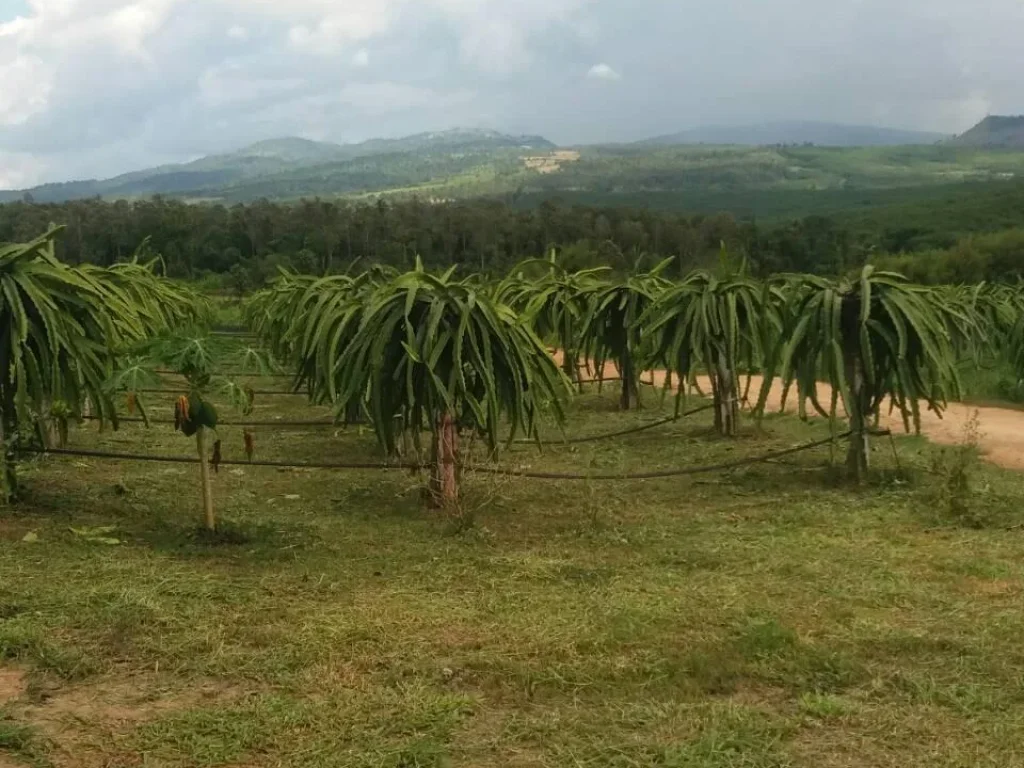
[0,129,555,204]
[638,121,946,147]
[951,116,1024,148]
[5,131,1024,208]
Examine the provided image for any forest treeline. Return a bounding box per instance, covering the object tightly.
[1,195,1022,288]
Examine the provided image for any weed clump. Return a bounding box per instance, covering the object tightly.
[929,413,989,527]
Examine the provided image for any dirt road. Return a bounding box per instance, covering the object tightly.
[695,373,1018,469]
[568,355,1024,470]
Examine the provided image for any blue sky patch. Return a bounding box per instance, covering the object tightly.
[0,0,29,23]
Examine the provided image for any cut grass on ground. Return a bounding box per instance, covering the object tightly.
[1,369,1024,767]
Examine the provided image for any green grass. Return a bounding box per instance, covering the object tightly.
[2,367,1024,767]
[947,352,1024,410]
[0,711,46,766]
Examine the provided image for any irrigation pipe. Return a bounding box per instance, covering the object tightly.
[133,388,306,397]
[154,370,293,379]
[22,431,864,481]
[514,403,715,445]
[133,378,664,398]
[81,404,714,439]
[81,416,341,428]
[574,376,661,386]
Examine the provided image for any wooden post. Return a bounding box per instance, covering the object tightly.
[196,426,216,530]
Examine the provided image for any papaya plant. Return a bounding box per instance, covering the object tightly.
[112,332,270,530]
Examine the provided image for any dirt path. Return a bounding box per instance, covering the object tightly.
[566,355,1024,471]
[694,373,1018,469]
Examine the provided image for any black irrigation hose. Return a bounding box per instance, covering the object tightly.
[82,405,713,439]
[133,388,306,397]
[81,416,341,428]
[134,378,663,398]
[574,377,660,386]
[153,370,294,379]
[480,433,854,480]
[514,403,715,445]
[23,431,857,481]
[25,447,418,472]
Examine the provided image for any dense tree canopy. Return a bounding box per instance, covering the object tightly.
[3,187,1024,292]
[0,197,752,280]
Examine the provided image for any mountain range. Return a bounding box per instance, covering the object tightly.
[2,119,1021,205]
[1,129,554,204]
[639,121,948,147]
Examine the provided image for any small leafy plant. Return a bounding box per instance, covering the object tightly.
[110,331,271,531]
[929,411,986,527]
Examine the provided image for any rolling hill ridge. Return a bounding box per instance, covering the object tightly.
[638,121,947,147]
[4,121,1024,206]
[951,116,1024,148]
[0,129,555,204]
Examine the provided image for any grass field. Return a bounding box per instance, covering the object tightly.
[2,361,1024,767]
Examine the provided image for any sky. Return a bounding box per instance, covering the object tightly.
[1,0,1023,188]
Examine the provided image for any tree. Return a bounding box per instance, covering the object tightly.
[643,268,779,435]
[757,266,965,482]
[281,263,569,508]
[246,269,394,375]
[495,254,606,387]
[1,229,201,503]
[113,333,269,530]
[79,239,209,331]
[247,269,393,426]
[577,260,671,410]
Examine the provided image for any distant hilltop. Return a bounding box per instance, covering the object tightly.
[951,116,1024,148]
[637,121,947,148]
[0,128,557,204]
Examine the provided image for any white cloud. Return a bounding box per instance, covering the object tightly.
[335,82,474,115]
[0,16,32,37]
[586,62,620,81]
[352,47,369,67]
[107,1,173,58]
[457,19,533,73]
[198,64,306,108]
[285,5,394,56]
[439,0,589,72]
[0,54,52,125]
[227,24,248,40]
[0,151,43,189]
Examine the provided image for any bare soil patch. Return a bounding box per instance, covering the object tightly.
[8,674,242,768]
[523,150,581,174]
[0,668,27,706]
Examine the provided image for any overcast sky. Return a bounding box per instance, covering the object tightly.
[2,0,1023,188]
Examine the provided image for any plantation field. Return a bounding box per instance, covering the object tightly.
[3,362,1024,767]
